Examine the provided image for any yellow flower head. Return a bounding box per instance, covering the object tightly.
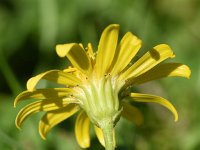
[14,24,191,150]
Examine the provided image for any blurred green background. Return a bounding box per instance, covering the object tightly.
[0,0,199,149]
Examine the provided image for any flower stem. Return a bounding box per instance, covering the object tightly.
[101,120,115,150]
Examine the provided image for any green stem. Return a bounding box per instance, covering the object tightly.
[101,120,115,150]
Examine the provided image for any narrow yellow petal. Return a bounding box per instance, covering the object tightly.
[86,43,95,68]
[14,88,74,107]
[129,93,178,122]
[63,67,77,73]
[129,63,191,85]
[87,43,95,60]
[121,101,144,125]
[120,44,175,80]
[94,125,105,147]
[95,24,119,77]
[15,98,77,129]
[110,32,142,75]
[79,43,84,49]
[94,125,116,147]
[39,104,80,140]
[27,70,81,91]
[56,43,91,74]
[75,111,90,148]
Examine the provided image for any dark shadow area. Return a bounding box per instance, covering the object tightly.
[149,48,160,60]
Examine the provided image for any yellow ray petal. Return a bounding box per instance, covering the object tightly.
[27,70,81,91]
[14,88,74,107]
[94,125,116,147]
[79,43,84,49]
[87,43,95,60]
[110,32,142,75]
[86,43,95,68]
[121,101,144,125]
[16,98,77,129]
[129,93,178,122]
[75,111,90,148]
[120,44,175,80]
[56,43,91,74]
[39,104,80,140]
[63,67,77,73]
[94,125,105,147]
[95,24,119,78]
[129,63,191,85]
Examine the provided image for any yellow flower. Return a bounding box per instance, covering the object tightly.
[14,24,191,150]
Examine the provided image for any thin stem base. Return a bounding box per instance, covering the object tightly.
[101,119,115,150]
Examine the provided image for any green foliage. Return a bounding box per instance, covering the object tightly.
[0,0,199,149]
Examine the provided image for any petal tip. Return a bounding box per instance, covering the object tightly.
[171,53,176,58]
[16,125,21,130]
[39,129,47,140]
[41,136,47,140]
[174,115,178,122]
[104,24,120,32]
[26,78,35,91]
[14,98,18,107]
[187,67,192,79]
[56,44,65,57]
[15,121,22,130]
[56,44,66,57]
[109,24,120,28]
[14,94,21,107]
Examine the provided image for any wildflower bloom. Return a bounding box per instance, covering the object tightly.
[14,24,191,150]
